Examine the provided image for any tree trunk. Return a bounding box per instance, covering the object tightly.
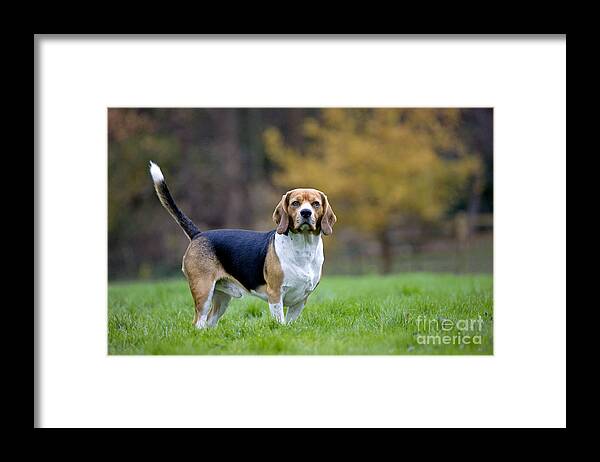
[466,169,484,239]
[211,109,247,228]
[378,230,393,274]
[246,108,263,183]
[287,108,305,150]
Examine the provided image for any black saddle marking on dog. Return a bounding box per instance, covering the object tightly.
[199,229,276,291]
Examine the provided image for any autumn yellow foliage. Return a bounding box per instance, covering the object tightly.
[264,108,482,234]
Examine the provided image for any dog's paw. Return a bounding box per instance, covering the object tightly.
[194,315,208,329]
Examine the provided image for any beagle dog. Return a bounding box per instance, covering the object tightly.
[149,161,336,328]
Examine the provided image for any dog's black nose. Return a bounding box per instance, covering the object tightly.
[300,209,312,219]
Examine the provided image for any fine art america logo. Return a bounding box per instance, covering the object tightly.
[416,316,484,345]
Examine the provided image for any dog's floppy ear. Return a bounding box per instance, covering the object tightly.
[273,192,291,234]
[320,192,337,236]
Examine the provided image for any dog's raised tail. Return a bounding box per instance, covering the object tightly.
[149,161,200,240]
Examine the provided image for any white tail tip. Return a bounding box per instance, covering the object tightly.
[149,161,164,183]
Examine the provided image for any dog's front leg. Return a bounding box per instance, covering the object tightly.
[286,298,307,324]
[267,289,285,324]
[268,300,285,324]
[265,247,285,324]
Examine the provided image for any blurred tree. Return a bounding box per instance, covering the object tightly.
[108,108,492,280]
[208,109,247,227]
[264,108,483,273]
[460,108,493,235]
[108,109,183,278]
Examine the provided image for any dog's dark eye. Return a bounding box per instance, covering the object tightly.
[291,201,301,207]
[312,201,320,208]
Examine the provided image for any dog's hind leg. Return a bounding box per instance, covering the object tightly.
[189,278,216,329]
[207,291,232,327]
[182,238,220,329]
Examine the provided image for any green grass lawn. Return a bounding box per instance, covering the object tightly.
[108,273,493,355]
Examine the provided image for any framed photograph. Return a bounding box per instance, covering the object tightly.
[35,35,566,428]
[108,107,493,355]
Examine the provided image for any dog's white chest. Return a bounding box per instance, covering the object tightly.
[274,232,324,307]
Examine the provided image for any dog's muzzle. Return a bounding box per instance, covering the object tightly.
[297,209,315,230]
